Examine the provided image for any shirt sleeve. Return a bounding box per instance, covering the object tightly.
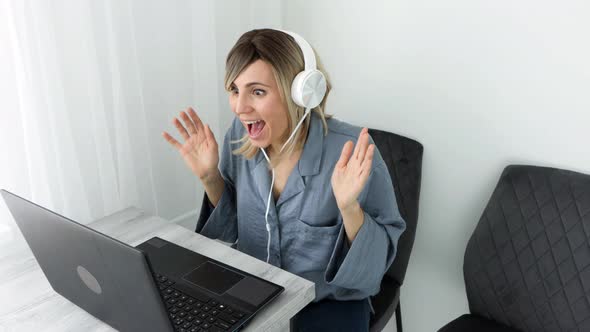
[324,162,406,294]
[195,124,239,243]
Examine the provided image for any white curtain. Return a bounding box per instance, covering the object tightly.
[0,0,282,244]
[0,0,224,243]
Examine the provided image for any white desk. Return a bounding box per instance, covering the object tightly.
[0,207,315,331]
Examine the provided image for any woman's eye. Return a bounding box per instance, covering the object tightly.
[253,89,265,96]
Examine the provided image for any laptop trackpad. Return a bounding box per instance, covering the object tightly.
[183,261,244,295]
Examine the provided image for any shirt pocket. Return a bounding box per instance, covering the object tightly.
[283,217,341,273]
[298,183,340,227]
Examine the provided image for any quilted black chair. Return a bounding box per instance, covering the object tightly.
[439,165,590,332]
[368,128,423,332]
[196,128,424,332]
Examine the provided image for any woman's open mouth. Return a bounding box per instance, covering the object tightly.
[246,120,266,139]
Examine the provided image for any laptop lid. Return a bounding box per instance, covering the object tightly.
[1,189,173,332]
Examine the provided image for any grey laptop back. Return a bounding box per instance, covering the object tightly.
[1,189,173,331]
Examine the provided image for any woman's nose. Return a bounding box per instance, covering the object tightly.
[234,94,253,115]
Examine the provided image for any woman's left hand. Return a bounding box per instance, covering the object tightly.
[331,127,375,213]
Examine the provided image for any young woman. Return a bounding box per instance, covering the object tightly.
[163,28,405,332]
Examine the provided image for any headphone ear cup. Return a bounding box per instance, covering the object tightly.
[291,70,327,109]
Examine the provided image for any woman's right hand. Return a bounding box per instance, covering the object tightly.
[162,107,220,184]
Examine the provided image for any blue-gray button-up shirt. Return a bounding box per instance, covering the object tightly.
[196,112,405,301]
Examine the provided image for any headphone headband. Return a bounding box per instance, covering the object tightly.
[277,29,318,71]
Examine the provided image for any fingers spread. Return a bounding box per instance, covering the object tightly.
[353,127,369,160]
[336,141,354,168]
[173,118,190,140]
[356,128,370,161]
[188,108,205,133]
[162,131,182,150]
[352,130,362,160]
[361,144,375,170]
[359,144,375,183]
[204,124,218,148]
[180,110,197,135]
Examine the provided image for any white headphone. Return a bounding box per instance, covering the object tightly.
[280,30,327,109]
[261,29,327,263]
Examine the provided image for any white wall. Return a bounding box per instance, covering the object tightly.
[283,0,590,331]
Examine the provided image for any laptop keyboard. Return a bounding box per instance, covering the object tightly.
[153,273,246,332]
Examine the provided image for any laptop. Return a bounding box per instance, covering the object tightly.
[1,189,284,332]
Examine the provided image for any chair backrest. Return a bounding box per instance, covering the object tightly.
[369,128,423,285]
[463,165,590,332]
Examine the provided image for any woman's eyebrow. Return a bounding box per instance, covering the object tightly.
[241,82,272,88]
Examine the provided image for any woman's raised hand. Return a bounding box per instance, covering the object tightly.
[162,107,220,183]
[331,127,375,212]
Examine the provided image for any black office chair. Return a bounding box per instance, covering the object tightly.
[368,128,424,332]
[439,165,590,332]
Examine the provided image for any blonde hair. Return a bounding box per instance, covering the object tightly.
[224,29,332,167]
